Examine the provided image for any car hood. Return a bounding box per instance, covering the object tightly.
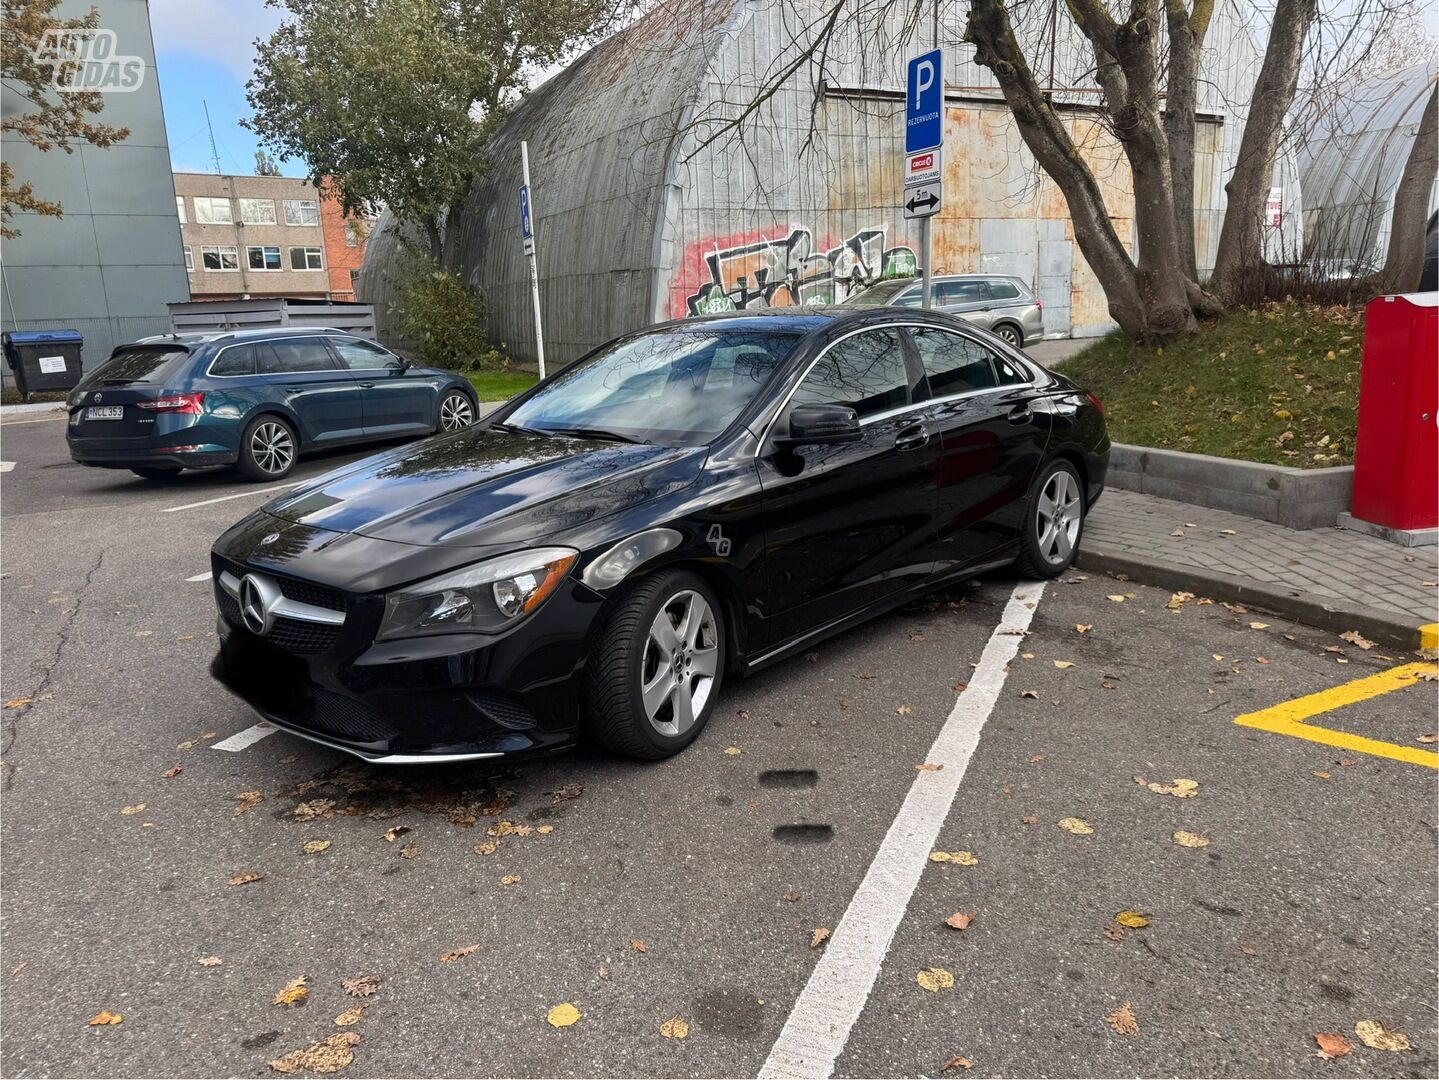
[261,427,708,549]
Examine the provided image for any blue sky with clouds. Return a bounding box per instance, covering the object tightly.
[150,0,308,178]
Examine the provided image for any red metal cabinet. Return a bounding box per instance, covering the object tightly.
[1351,293,1438,531]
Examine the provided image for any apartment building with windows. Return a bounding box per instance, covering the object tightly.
[173,173,370,301]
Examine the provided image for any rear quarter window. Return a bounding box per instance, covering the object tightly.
[988,282,1021,300]
[86,347,190,386]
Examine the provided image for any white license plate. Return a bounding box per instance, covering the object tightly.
[85,406,124,420]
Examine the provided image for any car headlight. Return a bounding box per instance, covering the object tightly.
[377,547,578,641]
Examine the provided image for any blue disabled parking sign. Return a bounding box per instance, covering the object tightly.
[906,49,943,154]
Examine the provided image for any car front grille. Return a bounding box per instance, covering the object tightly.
[215,559,347,655]
[466,689,538,731]
[300,690,396,743]
[265,617,342,654]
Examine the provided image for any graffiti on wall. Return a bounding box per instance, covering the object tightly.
[676,226,917,317]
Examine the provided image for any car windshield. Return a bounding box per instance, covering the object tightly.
[844,281,916,307]
[81,346,191,387]
[502,328,801,444]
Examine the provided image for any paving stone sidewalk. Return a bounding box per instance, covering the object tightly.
[1082,487,1438,647]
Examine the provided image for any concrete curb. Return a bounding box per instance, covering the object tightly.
[1075,543,1429,652]
[0,401,65,416]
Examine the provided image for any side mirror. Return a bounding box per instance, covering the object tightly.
[775,403,862,448]
[387,357,413,372]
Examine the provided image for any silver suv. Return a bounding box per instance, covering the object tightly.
[844,274,1044,347]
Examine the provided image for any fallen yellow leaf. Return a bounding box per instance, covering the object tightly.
[1058,817,1093,835]
[197,955,222,967]
[1314,1032,1351,1060]
[1053,660,1075,669]
[945,912,974,931]
[3,698,32,709]
[227,870,263,886]
[1075,624,1092,633]
[659,1016,689,1039]
[1106,1001,1139,1035]
[547,1002,581,1028]
[1354,1019,1410,1052]
[915,763,943,772]
[928,850,978,865]
[916,967,955,991]
[1136,776,1198,798]
[810,927,831,949]
[500,874,521,886]
[120,804,145,815]
[1248,621,1269,630]
[1107,594,1126,602]
[1172,831,1209,847]
[723,746,742,755]
[536,824,555,833]
[334,1004,368,1026]
[440,944,480,963]
[268,1031,360,1074]
[340,975,381,997]
[896,704,913,715]
[941,1055,973,1071]
[232,790,262,816]
[87,1011,123,1026]
[273,977,309,1007]
[302,839,332,855]
[383,826,410,842]
[1114,910,1149,928]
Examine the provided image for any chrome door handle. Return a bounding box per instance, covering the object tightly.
[357,382,375,389]
[894,424,930,451]
[284,385,306,393]
[1007,404,1032,424]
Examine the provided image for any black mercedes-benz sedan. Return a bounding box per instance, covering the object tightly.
[211,307,1109,764]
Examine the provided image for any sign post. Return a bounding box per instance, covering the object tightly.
[904,49,944,309]
[520,141,546,380]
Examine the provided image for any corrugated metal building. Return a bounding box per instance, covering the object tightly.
[362,0,1302,365]
[1296,61,1439,267]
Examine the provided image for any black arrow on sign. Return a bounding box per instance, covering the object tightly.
[906,191,939,213]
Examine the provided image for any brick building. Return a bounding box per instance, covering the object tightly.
[174,172,371,301]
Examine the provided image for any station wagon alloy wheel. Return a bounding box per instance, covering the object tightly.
[1036,469,1082,565]
[642,589,719,737]
[995,324,1022,347]
[250,420,293,476]
[440,393,474,432]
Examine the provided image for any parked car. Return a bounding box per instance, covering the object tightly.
[844,274,1045,347]
[211,306,1108,765]
[65,328,478,482]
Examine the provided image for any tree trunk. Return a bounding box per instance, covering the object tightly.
[1210,0,1316,297]
[965,0,1150,335]
[1378,85,1438,293]
[423,217,443,265]
[1164,0,1215,280]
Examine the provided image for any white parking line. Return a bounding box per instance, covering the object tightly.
[0,461,14,472]
[186,571,213,582]
[160,481,304,513]
[211,722,278,752]
[758,580,1046,1080]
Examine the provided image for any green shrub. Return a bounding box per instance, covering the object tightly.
[387,246,509,371]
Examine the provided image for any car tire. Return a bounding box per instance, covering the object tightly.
[130,466,182,480]
[437,389,477,433]
[584,569,726,760]
[994,322,1024,348]
[1014,459,1085,579]
[237,414,297,481]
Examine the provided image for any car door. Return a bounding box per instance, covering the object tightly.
[907,326,1051,571]
[327,336,437,437]
[259,338,365,445]
[936,280,993,327]
[756,326,941,644]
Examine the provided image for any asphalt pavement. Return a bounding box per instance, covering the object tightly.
[2,412,1435,1079]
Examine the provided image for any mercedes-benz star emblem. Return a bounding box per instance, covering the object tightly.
[238,574,280,636]
[93,392,102,403]
[260,533,280,546]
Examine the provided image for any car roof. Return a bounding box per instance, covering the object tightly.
[129,327,365,349]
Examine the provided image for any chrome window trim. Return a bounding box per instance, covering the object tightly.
[754,321,1038,453]
[204,335,346,379]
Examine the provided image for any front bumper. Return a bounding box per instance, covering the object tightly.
[210,558,606,763]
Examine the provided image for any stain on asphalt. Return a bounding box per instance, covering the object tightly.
[692,988,765,1039]
[758,769,819,789]
[240,1032,279,1050]
[772,824,833,844]
[1319,982,1355,1001]
[1193,898,1243,917]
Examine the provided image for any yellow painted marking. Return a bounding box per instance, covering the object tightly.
[1234,662,1439,769]
[1421,623,1437,651]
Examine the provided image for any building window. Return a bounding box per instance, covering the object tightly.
[176,196,186,223]
[193,196,231,224]
[239,198,277,226]
[289,246,324,270]
[349,268,361,285]
[201,245,239,271]
[283,199,319,226]
[183,247,193,271]
[247,245,282,271]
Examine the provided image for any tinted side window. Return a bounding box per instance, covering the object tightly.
[994,355,1031,386]
[329,337,394,370]
[791,329,908,419]
[988,281,1021,300]
[909,329,999,397]
[210,344,257,377]
[936,281,988,305]
[266,339,337,374]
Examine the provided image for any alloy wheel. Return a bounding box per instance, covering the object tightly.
[440,393,474,431]
[251,421,294,476]
[997,325,1021,346]
[640,589,719,737]
[1036,468,1082,564]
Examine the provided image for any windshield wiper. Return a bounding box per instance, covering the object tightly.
[542,425,649,445]
[490,421,545,436]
